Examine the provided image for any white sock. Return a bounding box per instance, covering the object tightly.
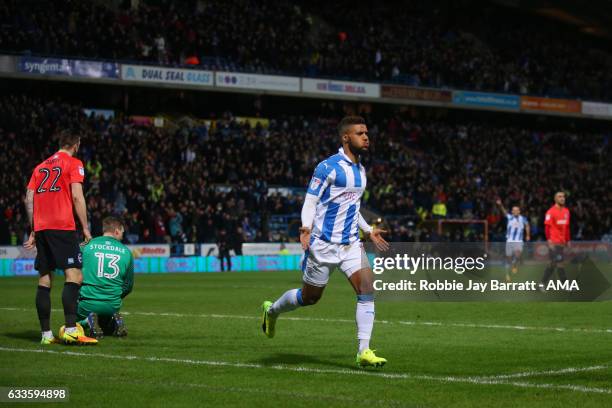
[269,288,303,316]
[356,295,375,353]
[359,338,370,354]
[41,330,53,339]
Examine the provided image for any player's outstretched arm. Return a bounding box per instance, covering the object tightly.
[495,198,508,216]
[369,228,390,252]
[71,183,91,244]
[359,213,389,252]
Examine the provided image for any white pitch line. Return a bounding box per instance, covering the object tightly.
[475,365,610,380]
[0,346,610,395]
[2,306,610,335]
[398,320,612,334]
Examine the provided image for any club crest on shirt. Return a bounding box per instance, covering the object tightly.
[78,167,85,176]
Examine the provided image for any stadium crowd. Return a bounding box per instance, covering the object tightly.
[1,94,610,246]
[1,0,612,101]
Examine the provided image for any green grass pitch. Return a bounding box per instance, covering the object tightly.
[0,271,611,407]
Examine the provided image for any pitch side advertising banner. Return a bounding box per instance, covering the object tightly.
[302,78,380,98]
[131,255,300,273]
[241,243,303,255]
[0,255,302,275]
[0,245,170,259]
[0,246,35,259]
[453,91,520,110]
[582,101,612,117]
[520,96,581,113]
[128,244,171,258]
[200,243,302,256]
[0,259,37,276]
[0,55,15,73]
[381,85,452,102]
[215,72,300,92]
[121,65,213,87]
[19,56,119,78]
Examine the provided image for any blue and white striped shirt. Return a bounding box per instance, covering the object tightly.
[506,214,528,242]
[306,147,366,244]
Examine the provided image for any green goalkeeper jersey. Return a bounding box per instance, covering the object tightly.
[80,236,134,309]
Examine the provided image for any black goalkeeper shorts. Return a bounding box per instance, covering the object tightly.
[549,245,565,264]
[34,230,83,272]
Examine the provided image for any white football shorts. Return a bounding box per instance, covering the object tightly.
[505,241,524,257]
[301,238,370,287]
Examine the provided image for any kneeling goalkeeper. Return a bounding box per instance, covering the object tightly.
[77,216,134,338]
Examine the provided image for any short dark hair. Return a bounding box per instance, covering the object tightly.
[337,116,366,137]
[58,130,80,148]
[103,216,125,233]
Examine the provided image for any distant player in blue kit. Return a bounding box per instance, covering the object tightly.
[261,116,389,367]
[496,199,530,281]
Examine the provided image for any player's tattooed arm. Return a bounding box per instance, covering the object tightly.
[24,189,34,230]
[23,189,35,249]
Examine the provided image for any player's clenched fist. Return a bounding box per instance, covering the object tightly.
[299,227,311,250]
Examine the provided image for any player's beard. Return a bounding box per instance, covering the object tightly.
[347,141,368,158]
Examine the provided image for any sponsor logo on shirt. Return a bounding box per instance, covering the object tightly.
[339,191,359,201]
[310,177,322,191]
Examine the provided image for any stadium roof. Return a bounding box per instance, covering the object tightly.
[494,0,612,40]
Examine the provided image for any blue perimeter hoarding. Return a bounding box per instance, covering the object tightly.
[0,255,302,277]
[18,56,119,79]
[453,91,520,110]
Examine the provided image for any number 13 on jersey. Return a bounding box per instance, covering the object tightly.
[94,252,121,279]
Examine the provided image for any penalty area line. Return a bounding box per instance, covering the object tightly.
[0,346,610,395]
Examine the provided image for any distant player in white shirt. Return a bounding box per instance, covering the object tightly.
[496,199,530,281]
[261,116,389,367]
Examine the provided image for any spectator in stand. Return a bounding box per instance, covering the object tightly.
[1,0,612,100]
[1,94,610,245]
